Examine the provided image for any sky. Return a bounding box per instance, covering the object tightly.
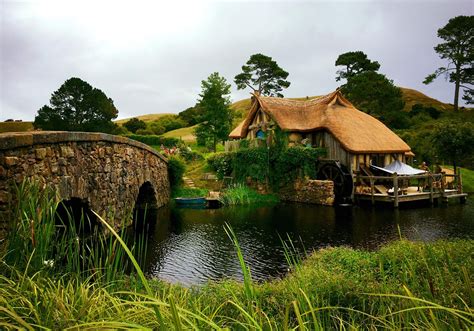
[1,0,473,121]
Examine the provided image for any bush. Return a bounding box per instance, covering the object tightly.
[168,156,186,188]
[123,118,146,133]
[126,134,180,148]
[207,152,233,178]
[207,146,326,187]
[135,128,154,135]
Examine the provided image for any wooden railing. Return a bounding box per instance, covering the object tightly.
[353,170,463,207]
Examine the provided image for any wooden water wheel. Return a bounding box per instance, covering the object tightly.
[317,161,353,203]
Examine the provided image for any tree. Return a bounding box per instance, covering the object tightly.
[424,15,474,111]
[195,72,233,152]
[432,122,474,174]
[335,51,380,82]
[123,117,146,133]
[234,53,290,97]
[178,105,204,126]
[34,77,118,132]
[341,71,407,129]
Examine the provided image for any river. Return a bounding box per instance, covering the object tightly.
[135,200,474,286]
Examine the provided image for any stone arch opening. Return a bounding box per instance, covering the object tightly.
[55,198,101,235]
[133,181,158,228]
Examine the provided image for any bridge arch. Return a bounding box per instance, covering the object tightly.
[0,131,170,237]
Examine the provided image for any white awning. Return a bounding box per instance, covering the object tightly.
[370,160,427,175]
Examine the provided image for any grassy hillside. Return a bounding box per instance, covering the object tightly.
[0,121,34,133]
[115,113,173,125]
[162,124,198,142]
[400,87,455,112]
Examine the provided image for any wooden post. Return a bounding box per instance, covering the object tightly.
[441,172,445,192]
[458,168,463,193]
[429,174,434,204]
[370,177,375,206]
[393,172,399,208]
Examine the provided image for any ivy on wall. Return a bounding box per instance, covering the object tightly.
[207,146,326,188]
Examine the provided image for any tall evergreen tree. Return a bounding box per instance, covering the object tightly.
[234,53,290,97]
[335,51,380,82]
[424,15,474,111]
[194,72,233,152]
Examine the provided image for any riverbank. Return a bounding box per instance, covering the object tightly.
[1,238,473,329]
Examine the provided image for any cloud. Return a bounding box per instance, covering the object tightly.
[1,0,472,121]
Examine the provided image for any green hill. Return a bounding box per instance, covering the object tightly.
[400,87,455,112]
[115,113,174,125]
[162,125,198,142]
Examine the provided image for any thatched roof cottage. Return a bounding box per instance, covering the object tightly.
[229,90,413,173]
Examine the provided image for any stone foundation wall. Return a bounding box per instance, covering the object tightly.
[0,132,170,237]
[279,179,335,206]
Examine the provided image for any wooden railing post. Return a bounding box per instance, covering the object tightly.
[393,172,399,208]
[458,168,463,193]
[370,177,374,206]
[429,174,434,204]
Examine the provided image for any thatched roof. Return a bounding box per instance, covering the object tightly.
[229,90,411,154]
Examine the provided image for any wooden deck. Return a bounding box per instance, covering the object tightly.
[353,171,467,207]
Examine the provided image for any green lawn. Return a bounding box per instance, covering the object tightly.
[443,166,474,193]
[162,125,197,142]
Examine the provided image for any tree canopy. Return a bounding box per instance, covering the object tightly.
[335,51,380,82]
[195,72,233,151]
[34,77,118,133]
[123,118,146,133]
[424,15,474,111]
[432,122,474,173]
[234,53,290,97]
[335,52,407,129]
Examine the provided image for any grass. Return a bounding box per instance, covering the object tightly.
[400,87,457,112]
[162,124,198,142]
[219,183,279,206]
[0,121,34,133]
[1,180,473,329]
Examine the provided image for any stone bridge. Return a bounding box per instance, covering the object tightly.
[0,131,170,236]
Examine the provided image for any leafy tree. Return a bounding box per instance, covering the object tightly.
[432,122,474,174]
[148,121,166,135]
[34,77,118,132]
[156,115,187,133]
[335,51,380,82]
[341,71,407,129]
[424,15,474,111]
[234,53,290,97]
[123,117,146,133]
[178,105,204,126]
[195,72,233,152]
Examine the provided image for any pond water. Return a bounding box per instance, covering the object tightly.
[137,200,474,286]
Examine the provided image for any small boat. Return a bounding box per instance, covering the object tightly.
[174,197,207,206]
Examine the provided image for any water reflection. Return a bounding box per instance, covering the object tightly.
[137,201,474,286]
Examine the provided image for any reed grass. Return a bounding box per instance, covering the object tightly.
[0,180,473,329]
[219,183,279,206]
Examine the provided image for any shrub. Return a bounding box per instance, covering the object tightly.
[207,146,326,188]
[126,134,180,148]
[123,118,146,133]
[168,156,186,188]
[207,152,233,178]
[135,128,154,135]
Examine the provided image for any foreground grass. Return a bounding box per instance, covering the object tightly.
[1,239,473,329]
[1,181,473,329]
